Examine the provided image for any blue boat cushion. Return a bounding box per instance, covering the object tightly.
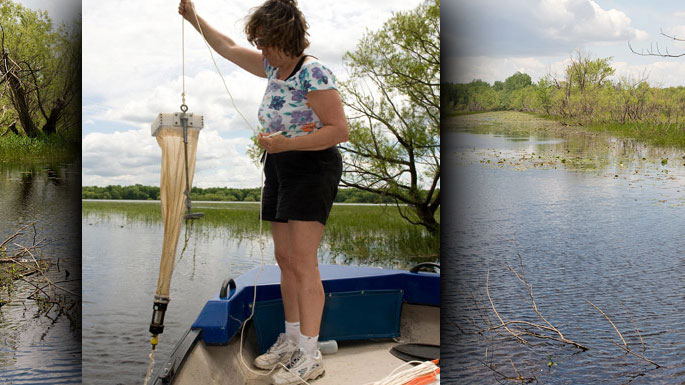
[253,289,404,354]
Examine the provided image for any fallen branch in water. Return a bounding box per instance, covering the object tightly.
[483,251,590,351]
[585,298,662,368]
[0,223,79,326]
[457,245,663,381]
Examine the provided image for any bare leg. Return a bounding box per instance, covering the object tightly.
[287,220,326,337]
[271,222,299,323]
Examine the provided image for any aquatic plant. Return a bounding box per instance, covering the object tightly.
[82,201,440,267]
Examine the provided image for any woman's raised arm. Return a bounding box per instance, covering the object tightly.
[178,0,265,78]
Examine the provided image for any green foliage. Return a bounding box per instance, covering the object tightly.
[0,132,77,162]
[81,185,406,204]
[340,0,440,234]
[0,0,80,141]
[443,53,685,148]
[504,71,532,92]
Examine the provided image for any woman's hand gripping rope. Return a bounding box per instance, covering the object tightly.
[258,131,288,154]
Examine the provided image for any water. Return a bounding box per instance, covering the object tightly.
[83,202,394,384]
[0,162,81,384]
[441,114,685,384]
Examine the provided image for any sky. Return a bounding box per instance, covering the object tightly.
[81,0,424,188]
[443,0,685,87]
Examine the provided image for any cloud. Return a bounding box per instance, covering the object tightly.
[449,56,547,84]
[83,128,260,188]
[449,53,685,88]
[444,0,647,58]
[612,60,685,88]
[535,0,647,42]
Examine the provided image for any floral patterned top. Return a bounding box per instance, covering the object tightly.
[258,57,337,138]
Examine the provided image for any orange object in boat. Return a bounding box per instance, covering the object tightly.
[403,360,440,385]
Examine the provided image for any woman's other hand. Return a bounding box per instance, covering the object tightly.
[258,132,289,154]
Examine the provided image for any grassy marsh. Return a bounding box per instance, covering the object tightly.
[82,201,440,267]
[0,134,79,163]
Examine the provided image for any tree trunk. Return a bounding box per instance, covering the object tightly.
[7,73,39,137]
[41,98,66,135]
[416,204,439,236]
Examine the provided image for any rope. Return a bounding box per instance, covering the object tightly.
[181,16,185,106]
[142,348,156,385]
[189,3,256,134]
[361,360,440,385]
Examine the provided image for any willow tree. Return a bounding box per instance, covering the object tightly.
[0,0,80,138]
[339,0,440,235]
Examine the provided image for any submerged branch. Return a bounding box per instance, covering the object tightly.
[1,224,80,324]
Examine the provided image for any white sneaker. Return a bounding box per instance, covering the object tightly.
[271,348,325,385]
[254,333,298,370]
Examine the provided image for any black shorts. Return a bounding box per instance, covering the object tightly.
[261,147,342,225]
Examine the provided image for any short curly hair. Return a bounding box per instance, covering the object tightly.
[244,0,309,57]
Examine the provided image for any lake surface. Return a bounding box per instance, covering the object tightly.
[442,113,684,384]
[81,202,418,384]
[0,162,81,384]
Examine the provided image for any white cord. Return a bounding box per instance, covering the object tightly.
[361,360,439,385]
[189,3,256,134]
[181,16,185,106]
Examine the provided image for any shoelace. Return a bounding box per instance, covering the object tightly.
[267,334,287,353]
[285,349,304,369]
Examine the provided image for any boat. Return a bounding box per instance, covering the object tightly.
[150,263,440,385]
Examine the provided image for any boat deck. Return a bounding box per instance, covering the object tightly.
[172,303,439,385]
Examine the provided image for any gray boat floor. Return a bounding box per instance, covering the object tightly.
[173,304,439,385]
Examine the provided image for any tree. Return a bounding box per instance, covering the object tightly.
[339,0,440,235]
[0,0,80,138]
[629,29,685,58]
[535,77,554,115]
[504,72,532,92]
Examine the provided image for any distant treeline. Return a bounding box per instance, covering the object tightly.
[82,185,399,204]
[443,53,685,146]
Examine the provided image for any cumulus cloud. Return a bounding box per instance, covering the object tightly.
[612,60,685,88]
[535,0,647,42]
[83,127,260,188]
[444,0,647,58]
[451,56,548,84]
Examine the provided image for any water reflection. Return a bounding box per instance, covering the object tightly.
[0,162,81,384]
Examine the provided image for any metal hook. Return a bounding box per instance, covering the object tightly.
[180,104,188,113]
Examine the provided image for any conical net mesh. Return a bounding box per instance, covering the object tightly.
[154,127,200,299]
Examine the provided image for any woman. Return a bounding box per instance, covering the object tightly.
[178,1,348,384]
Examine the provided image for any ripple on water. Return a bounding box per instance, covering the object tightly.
[442,117,685,384]
[0,163,81,384]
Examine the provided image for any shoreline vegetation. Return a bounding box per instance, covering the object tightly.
[83,200,440,266]
[0,133,80,163]
[443,53,685,149]
[82,185,406,204]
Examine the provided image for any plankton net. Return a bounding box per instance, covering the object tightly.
[148,108,203,340]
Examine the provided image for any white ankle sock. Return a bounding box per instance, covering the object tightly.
[298,332,319,356]
[285,321,300,343]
